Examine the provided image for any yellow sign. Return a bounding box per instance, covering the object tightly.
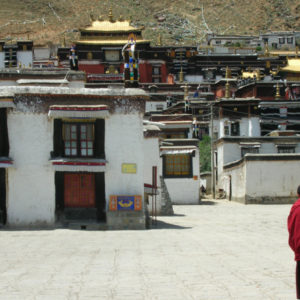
[122,163,137,174]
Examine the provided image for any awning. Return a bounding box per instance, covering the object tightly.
[48,105,109,118]
[50,158,106,172]
[0,157,14,168]
[160,149,196,156]
[0,98,15,108]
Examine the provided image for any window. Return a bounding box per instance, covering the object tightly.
[287,37,293,44]
[215,40,221,45]
[63,123,94,157]
[224,125,230,136]
[152,66,161,83]
[231,122,240,136]
[241,147,259,157]
[279,38,285,44]
[163,154,192,177]
[271,43,278,49]
[277,146,295,153]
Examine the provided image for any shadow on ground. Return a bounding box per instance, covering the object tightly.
[149,219,191,230]
[200,200,218,205]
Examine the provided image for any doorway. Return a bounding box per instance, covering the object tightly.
[0,168,6,225]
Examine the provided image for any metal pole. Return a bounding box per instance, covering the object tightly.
[210,103,216,199]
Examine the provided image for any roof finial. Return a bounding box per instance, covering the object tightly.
[108,7,114,22]
[264,43,269,57]
[157,33,162,46]
[179,67,184,83]
[225,81,230,99]
[275,82,281,100]
[225,66,231,79]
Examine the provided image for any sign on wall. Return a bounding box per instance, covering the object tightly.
[109,195,142,211]
[122,163,137,174]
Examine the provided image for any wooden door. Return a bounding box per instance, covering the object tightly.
[64,173,95,208]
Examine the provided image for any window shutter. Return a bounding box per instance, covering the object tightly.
[53,119,64,157]
[94,119,105,158]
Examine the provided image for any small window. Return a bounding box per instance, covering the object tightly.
[241,147,259,157]
[224,125,229,136]
[277,146,295,153]
[231,122,240,136]
[63,123,94,157]
[287,37,293,44]
[279,38,285,44]
[215,40,221,45]
[164,154,192,178]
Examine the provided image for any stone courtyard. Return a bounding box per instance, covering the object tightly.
[0,200,295,299]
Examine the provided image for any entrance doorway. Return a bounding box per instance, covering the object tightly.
[0,168,6,225]
[55,172,106,222]
[64,173,95,208]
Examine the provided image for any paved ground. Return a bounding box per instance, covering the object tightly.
[0,200,296,300]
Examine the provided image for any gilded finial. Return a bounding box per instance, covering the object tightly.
[264,43,269,57]
[179,67,184,83]
[225,66,231,79]
[275,83,281,100]
[225,81,230,99]
[256,69,261,81]
[62,35,66,47]
[108,7,114,22]
[157,33,162,46]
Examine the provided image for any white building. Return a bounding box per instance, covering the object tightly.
[215,136,300,204]
[0,86,148,229]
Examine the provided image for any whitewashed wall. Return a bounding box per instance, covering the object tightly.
[164,149,200,204]
[7,112,55,226]
[105,113,144,205]
[17,51,33,68]
[143,137,162,214]
[218,117,260,139]
[0,52,4,68]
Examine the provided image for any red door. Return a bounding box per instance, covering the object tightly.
[64,173,95,208]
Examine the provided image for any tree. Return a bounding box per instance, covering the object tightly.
[199,135,211,173]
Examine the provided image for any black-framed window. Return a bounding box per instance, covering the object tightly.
[163,154,193,178]
[53,119,105,159]
[287,37,293,44]
[241,147,259,157]
[63,123,94,157]
[277,146,295,153]
[231,122,240,136]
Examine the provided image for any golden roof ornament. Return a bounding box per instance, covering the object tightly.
[157,33,162,46]
[225,66,231,79]
[264,43,270,57]
[225,81,230,99]
[275,82,281,100]
[179,67,184,83]
[108,8,114,22]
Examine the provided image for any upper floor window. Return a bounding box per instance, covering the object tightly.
[63,123,94,157]
[53,119,105,159]
[231,122,240,136]
[287,37,293,44]
[279,38,285,44]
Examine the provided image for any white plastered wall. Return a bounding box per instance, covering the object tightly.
[0,52,4,68]
[105,113,144,207]
[164,149,200,204]
[17,51,33,68]
[143,137,162,214]
[7,112,55,226]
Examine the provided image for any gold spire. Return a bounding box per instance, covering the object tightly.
[256,69,261,81]
[264,43,269,57]
[108,7,114,22]
[275,83,281,100]
[157,33,162,46]
[225,66,231,79]
[179,67,184,83]
[225,81,230,99]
